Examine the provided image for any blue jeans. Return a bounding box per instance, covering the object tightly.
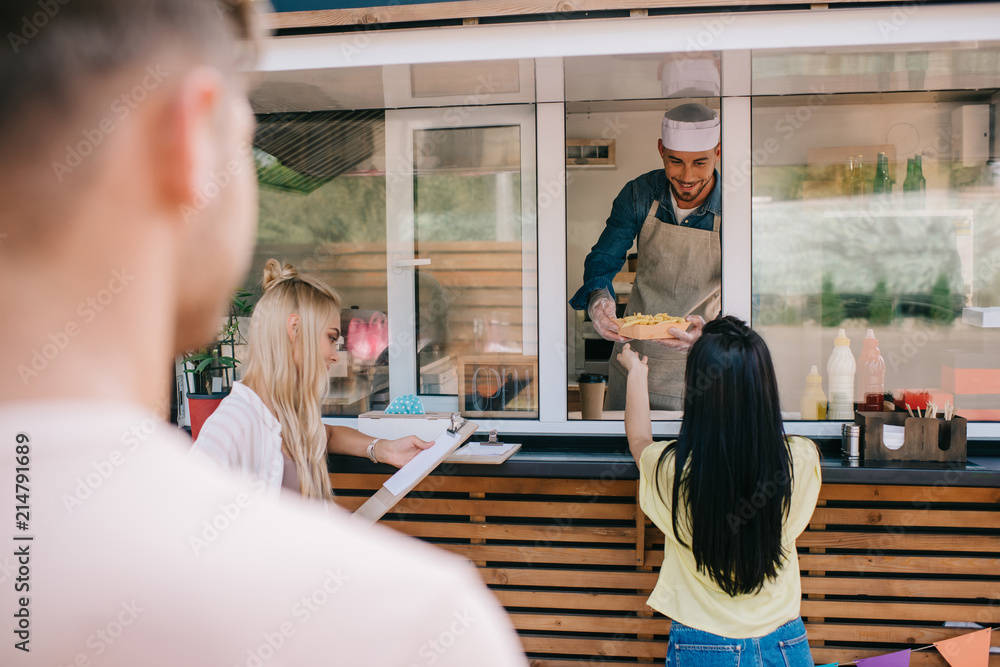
[666,617,813,667]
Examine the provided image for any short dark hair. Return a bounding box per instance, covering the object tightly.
[0,0,257,165]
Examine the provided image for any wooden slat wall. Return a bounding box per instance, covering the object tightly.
[265,1,903,31]
[332,472,1000,665]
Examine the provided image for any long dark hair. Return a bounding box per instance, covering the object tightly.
[655,315,793,596]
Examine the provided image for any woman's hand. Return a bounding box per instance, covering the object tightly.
[619,343,653,461]
[377,435,435,468]
[616,343,648,375]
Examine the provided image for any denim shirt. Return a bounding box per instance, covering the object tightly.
[569,168,722,310]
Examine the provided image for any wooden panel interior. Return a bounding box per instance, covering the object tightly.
[303,240,529,358]
[331,473,1000,665]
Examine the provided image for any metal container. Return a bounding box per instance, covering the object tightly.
[841,423,861,461]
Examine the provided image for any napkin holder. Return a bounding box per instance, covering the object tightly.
[855,411,967,463]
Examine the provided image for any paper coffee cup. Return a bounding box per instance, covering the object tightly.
[579,373,607,420]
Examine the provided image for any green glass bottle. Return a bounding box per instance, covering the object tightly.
[903,158,916,192]
[915,154,926,193]
[872,152,892,200]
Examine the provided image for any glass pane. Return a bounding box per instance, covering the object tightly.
[565,52,721,102]
[412,126,538,417]
[751,91,1000,421]
[247,110,392,417]
[566,96,723,421]
[753,43,1000,96]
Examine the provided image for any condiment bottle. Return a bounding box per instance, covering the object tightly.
[859,328,886,411]
[800,365,828,420]
[827,328,856,420]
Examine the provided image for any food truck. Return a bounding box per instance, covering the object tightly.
[182,2,1000,663]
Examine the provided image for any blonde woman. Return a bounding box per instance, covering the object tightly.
[192,259,432,499]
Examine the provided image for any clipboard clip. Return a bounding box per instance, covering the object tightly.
[447,413,467,434]
[485,428,503,446]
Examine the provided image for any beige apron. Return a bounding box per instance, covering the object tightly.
[605,200,721,410]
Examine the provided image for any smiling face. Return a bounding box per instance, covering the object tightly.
[319,314,342,371]
[658,140,720,210]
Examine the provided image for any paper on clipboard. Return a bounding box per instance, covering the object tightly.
[383,429,462,495]
[353,420,477,525]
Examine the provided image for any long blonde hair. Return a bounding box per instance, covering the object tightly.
[243,259,340,500]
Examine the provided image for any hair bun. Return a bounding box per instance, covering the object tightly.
[261,259,299,292]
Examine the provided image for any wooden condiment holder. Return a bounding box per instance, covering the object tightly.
[855,410,967,463]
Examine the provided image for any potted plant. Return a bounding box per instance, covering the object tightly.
[183,290,254,439]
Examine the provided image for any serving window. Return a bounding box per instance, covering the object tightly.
[562,52,724,421]
[185,13,1000,434]
[232,62,539,419]
[750,44,1000,422]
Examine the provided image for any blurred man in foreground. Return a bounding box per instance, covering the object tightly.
[0,1,526,664]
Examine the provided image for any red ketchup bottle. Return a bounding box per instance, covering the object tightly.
[859,328,886,411]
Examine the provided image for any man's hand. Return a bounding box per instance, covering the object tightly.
[588,291,627,342]
[377,435,435,468]
[646,314,706,352]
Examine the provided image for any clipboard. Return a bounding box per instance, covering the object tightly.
[353,417,478,525]
[444,436,521,464]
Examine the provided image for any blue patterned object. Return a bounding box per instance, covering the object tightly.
[384,394,425,415]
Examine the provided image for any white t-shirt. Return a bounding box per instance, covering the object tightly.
[0,400,527,666]
[191,381,286,496]
[671,191,697,226]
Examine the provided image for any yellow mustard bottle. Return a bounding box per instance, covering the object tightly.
[800,364,828,420]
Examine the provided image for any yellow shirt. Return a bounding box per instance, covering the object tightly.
[638,435,822,638]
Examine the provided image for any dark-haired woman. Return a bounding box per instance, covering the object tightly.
[619,315,821,666]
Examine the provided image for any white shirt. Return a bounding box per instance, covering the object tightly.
[0,400,527,666]
[671,190,696,226]
[191,381,285,496]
